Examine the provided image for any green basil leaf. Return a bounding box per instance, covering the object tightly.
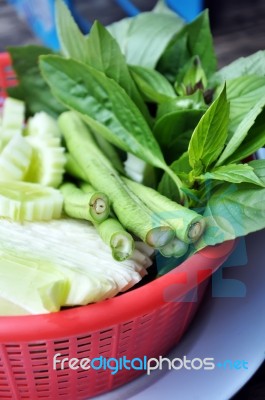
[107,12,184,68]
[226,111,265,164]
[183,10,217,77]
[211,50,265,87]
[39,55,167,170]
[188,85,229,175]
[225,75,265,134]
[129,65,176,103]
[154,109,204,163]
[195,183,265,248]
[158,152,191,199]
[197,164,264,186]
[157,91,207,119]
[7,45,51,76]
[216,95,265,166]
[158,34,188,83]
[158,10,217,82]
[85,22,134,87]
[55,1,150,120]
[174,55,207,96]
[86,22,151,121]
[55,0,87,62]
[249,159,265,184]
[7,45,66,117]
[168,132,193,164]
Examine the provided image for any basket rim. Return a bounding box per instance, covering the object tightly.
[0,51,235,342]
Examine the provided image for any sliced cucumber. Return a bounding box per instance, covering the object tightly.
[25,136,66,188]
[27,111,61,138]
[0,181,63,222]
[0,134,32,181]
[1,97,25,146]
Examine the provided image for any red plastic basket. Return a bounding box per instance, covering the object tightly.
[0,53,236,400]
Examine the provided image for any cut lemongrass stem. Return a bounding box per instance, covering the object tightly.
[159,237,189,258]
[60,182,110,223]
[123,177,205,244]
[188,220,206,242]
[59,112,175,247]
[80,182,109,217]
[95,218,135,261]
[146,227,175,248]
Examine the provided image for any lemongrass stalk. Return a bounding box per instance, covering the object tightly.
[80,182,98,194]
[60,182,110,223]
[95,217,135,261]
[65,153,86,180]
[92,132,125,174]
[123,177,206,243]
[58,112,174,247]
[159,237,189,258]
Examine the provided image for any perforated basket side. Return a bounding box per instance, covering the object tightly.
[0,281,208,400]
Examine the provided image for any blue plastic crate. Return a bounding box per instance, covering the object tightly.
[7,0,203,50]
[7,0,66,49]
[116,0,203,21]
[7,0,91,49]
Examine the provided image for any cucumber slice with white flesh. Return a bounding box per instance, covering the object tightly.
[0,134,32,181]
[0,181,63,221]
[0,218,154,314]
[25,136,66,187]
[27,111,61,138]
[1,97,25,146]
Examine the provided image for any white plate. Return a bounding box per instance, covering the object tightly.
[97,229,265,400]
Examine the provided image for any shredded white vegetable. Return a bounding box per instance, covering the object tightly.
[0,218,154,314]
